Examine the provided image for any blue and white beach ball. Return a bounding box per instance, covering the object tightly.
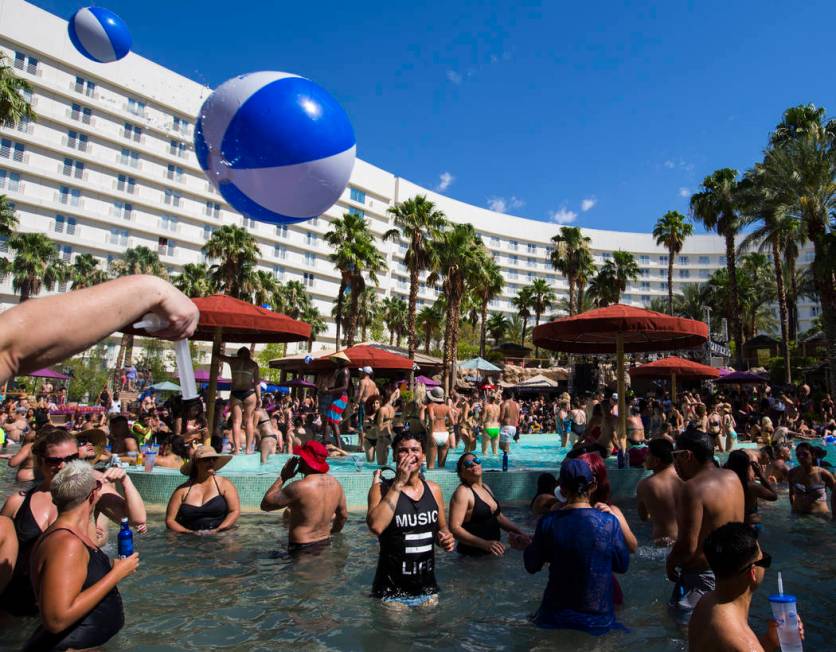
[194,72,356,225]
[68,7,132,63]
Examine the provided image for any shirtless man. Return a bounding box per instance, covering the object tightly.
[356,367,376,444]
[499,392,520,454]
[219,347,260,454]
[256,408,283,463]
[482,394,501,456]
[666,429,744,624]
[323,354,351,446]
[427,387,452,468]
[636,438,683,546]
[690,523,804,652]
[260,440,347,554]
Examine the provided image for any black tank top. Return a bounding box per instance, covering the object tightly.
[24,527,124,652]
[457,486,502,557]
[175,477,229,531]
[372,479,440,599]
[0,487,44,616]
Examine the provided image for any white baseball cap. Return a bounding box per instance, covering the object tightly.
[611,393,619,401]
[361,366,373,375]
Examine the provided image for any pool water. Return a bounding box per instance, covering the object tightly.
[1,466,833,650]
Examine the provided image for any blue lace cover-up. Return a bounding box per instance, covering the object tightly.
[524,508,629,634]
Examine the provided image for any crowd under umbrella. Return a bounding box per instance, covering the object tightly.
[270,344,414,373]
[532,304,708,445]
[125,294,310,443]
[628,355,720,400]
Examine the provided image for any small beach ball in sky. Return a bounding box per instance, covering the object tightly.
[194,71,356,226]
[68,7,132,63]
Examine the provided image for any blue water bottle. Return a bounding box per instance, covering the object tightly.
[502,450,508,472]
[117,517,133,558]
[617,448,625,469]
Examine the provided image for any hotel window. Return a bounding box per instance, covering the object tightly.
[127,98,146,117]
[172,116,189,134]
[0,138,24,162]
[0,235,8,253]
[602,252,612,260]
[120,148,140,168]
[117,175,136,194]
[166,164,184,182]
[310,216,319,226]
[348,207,364,218]
[659,255,668,265]
[679,269,690,278]
[641,281,650,290]
[528,257,536,267]
[350,187,366,204]
[509,240,518,251]
[276,224,288,238]
[803,251,814,263]
[59,245,73,262]
[62,158,84,179]
[810,306,820,318]
[274,266,285,281]
[490,236,500,247]
[123,123,142,142]
[169,140,187,158]
[661,281,669,290]
[639,255,650,264]
[718,256,727,265]
[157,237,175,257]
[112,201,133,219]
[305,252,316,266]
[306,232,317,247]
[110,229,128,247]
[205,201,221,218]
[510,255,518,265]
[679,255,689,265]
[203,225,214,240]
[509,269,518,280]
[74,76,95,97]
[163,189,181,207]
[13,51,38,75]
[239,217,254,229]
[70,104,92,124]
[639,268,649,277]
[59,186,80,206]
[67,130,88,152]
[641,295,651,304]
[0,170,20,192]
[160,215,177,232]
[54,215,77,235]
[623,294,631,302]
[527,243,537,254]
[303,272,315,287]
[699,269,710,279]
[274,245,287,259]
[698,256,710,265]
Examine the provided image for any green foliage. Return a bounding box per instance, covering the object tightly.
[767,352,816,385]
[256,343,285,382]
[63,345,110,402]
[135,338,173,384]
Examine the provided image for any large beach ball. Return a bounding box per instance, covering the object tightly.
[194,71,356,225]
[68,7,132,63]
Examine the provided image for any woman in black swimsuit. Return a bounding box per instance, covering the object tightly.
[165,445,241,534]
[448,453,530,556]
[219,347,260,454]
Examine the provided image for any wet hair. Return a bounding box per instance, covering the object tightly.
[32,428,75,461]
[675,429,715,463]
[531,473,557,508]
[391,429,425,453]
[703,522,760,580]
[647,438,674,465]
[50,460,97,511]
[579,452,610,504]
[724,450,752,496]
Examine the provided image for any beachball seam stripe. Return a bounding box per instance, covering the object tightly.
[68,7,132,64]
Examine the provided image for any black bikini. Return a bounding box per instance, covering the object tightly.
[0,487,45,616]
[457,486,502,557]
[23,528,124,652]
[175,477,229,531]
[231,389,255,401]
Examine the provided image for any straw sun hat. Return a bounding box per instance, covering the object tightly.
[180,445,232,475]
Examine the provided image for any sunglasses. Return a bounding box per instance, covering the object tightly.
[44,453,79,466]
[739,551,772,574]
[462,457,482,468]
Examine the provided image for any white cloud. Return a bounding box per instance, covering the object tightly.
[664,160,676,169]
[580,197,597,212]
[446,70,462,85]
[678,187,691,198]
[487,196,525,213]
[436,171,454,192]
[548,207,578,224]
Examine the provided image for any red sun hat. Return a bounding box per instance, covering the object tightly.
[293,440,329,474]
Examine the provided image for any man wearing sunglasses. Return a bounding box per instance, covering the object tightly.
[689,522,804,652]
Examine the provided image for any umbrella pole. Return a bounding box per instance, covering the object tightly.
[671,373,677,402]
[617,333,626,454]
[205,328,223,447]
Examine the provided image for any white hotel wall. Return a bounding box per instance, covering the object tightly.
[0,0,819,355]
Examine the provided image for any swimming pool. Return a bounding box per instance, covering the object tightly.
[1,462,832,651]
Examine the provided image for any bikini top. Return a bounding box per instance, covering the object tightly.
[175,477,229,531]
[793,482,827,502]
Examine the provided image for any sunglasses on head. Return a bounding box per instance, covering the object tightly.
[44,453,79,465]
[462,456,481,468]
[739,551,772,574]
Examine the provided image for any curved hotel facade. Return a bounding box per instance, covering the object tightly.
[0,0,819,356]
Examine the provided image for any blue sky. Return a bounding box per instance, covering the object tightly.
[34,0,836,232]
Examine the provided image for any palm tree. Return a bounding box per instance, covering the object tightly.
[586,264,617,307]
[427,223,485,392]
[672,282,707,320]
[111,246,167,369]
[0,195,18,238]
[173,263,215,298]
[325,212,386,347]
[0,54,36,127]
[3,232,67,301]
[472,256,504,357]
[550,226,593,315]
[69,253,108,289]
[486,312,510,347]
[357,288,382,342]
[611,250,641,303]
[527,277,556,358]
[690,168,746,366]
[276,280,309,320]
[384,196,448,365]
[511,286,534,346]
[653,210,694,314]
[381,296,407,346]
[416,303,444,354]
[202,225,260,299]
[301,303,327,352]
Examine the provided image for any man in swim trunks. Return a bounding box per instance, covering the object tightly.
[499,391,520,453]
[323,353,351,447]
[427,387,452,468]
[356,366,376,443]
[666,429,744,624]
[219,346,260,454]
[482,394,501,456]
[636,439,682,546]
[367,430,455,606]
[260,440,347,555]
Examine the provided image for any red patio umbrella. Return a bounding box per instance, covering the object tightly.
[533,304,708,448]
[125,294,310,442]
[628,355,719,399]
[306,344,414,371]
